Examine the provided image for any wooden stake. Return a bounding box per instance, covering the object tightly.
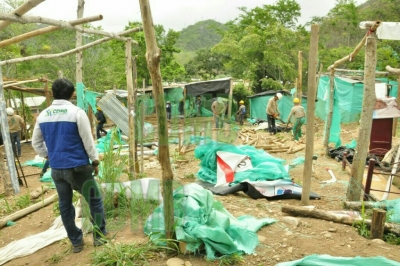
[323,69,335,155]
[227,78,233,122]
[141,79,145,173]
[347,28,378,201]
[393,74,400,136]
[301,24,319,206]
[371,209,386,239]
[126,39,136,179]
[139,0,174,239]
[132,56,140,174]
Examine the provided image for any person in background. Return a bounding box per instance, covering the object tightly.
[166,101,172,121]
[266,92,282,135]
[287,97,306,141]
[32,78,107,253]
[95,106,107,139]
[211,97,226,128]
[7,107,25,157]
[195,96,202,117]
[178,98,184,116]
[236,100,246,126]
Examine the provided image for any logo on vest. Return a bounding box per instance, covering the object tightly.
[45,109,68,116]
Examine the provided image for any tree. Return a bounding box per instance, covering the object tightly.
[184,49,224,80]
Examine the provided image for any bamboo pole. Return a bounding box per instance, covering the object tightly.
[0,13,129,41]
[0,68,19,194]
[141,79,145,173]
[132,56,140,174]
[44,78,51,106]
[138,0,174,239]
[347,29,378,201]
[301,24,319,206]
[323,69,335,155]
[0,15,103,48]
[227,78,233,122]
[298,51,303,100]
[0,194,58,229]
[0,27,142,67]
[335,68,388,75]
[126,39,136,179]
[327,21,381,71]
[4,78,42,88]
[0,150,12,196]
[0,0,45,31]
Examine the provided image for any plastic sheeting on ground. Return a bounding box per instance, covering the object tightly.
[276,254,400,266]
[195,142,290,185]
[22,155,46,168]
[0,217,82,266]
[144,183,276,259]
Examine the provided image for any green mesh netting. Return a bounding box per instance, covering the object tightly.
[249,94,308,124]
[144,183,276,259]
[374,198,400,224]
[85,90,103,114]
[195,142,290,184]
[276,254,400,266]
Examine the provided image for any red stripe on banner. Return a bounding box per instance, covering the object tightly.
[217,155,235,183]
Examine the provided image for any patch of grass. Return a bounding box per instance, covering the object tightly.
[183,173,196,179]
[0,196,13,214]
[353,201,371,239]
[384,233,400,245]
[206,252,244,265]
[91,239,179,265]
[15,194,30,209]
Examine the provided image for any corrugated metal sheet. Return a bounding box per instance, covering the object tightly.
[98,93,129,135]
[10,96,46,107]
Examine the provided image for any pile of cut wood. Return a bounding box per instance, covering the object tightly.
[238,127,305,154]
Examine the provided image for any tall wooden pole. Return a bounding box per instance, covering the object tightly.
[0,68,19,194]
[347,30,378,201]
[139,0,174,239]
[227,78,233,123]
[126,39,136,179]
[132,56,140,174]
[298,51,303,100]
[301,24,319,205]
[76,0,83,85]
[323,69,335,155]
[141,79,145,173]
[44,78,51,107]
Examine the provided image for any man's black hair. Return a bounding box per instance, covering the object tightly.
[52,78,75,100]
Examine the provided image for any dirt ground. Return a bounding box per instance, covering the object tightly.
[1,119,400,266]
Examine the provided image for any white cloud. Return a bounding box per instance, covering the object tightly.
[24,0,367,32]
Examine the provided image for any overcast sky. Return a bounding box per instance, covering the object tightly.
[26,0,367,33]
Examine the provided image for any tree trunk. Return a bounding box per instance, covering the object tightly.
[139,0,174,240]
[301,24,318,205]
[132,56,140,174]
[347,31,378,201]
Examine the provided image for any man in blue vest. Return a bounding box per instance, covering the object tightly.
[32,78,107,253]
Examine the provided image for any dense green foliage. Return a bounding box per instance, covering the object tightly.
[176,19,226,51]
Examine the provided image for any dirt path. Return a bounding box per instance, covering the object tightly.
[1,122,400,266]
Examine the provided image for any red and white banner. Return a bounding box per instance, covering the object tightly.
[215,151,253,187]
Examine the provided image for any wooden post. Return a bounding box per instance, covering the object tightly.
[347,29,378,201]
[141,79,145,173]
[0,68,19,194]
[301,24,319,206]
[298,51,302,100]
[227,78,233,123]
[44,78,51,107]
[126,39,136,179]
[323,69,335,155]
[20,92,26,140]
[183,86,187,128]
[139,0,174,239]
[0,149,12,196]
[132,56,140,174]
[364,158,375,201]
[371,209,386,239]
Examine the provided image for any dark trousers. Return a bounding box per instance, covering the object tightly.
[52,165,107,246]
[96,123,107,139]
[267,114,276,134]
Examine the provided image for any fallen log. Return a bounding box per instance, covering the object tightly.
[286,143,295,154]
[344,201,387,210]
[269,149,288,153]
[0,193,58,229]
[288,145,305,154]
[30,186,50,199]
[281,205,400,236]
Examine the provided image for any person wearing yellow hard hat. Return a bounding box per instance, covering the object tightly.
[287,97,306,140]
[95,106,107,139]
[236,100,246,126]
[266,92,282,135]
